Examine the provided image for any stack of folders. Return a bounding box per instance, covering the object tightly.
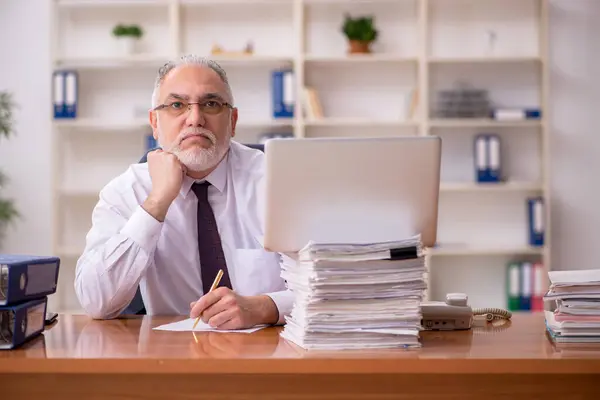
[279,235,426,350]
[543,269,600,344]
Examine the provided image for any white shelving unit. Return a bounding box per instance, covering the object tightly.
[50,0,550,312]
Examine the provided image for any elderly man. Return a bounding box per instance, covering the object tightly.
[75,54,292,329]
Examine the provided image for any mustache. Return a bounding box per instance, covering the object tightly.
[177,128,217,145]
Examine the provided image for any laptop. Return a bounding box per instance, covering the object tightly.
[263,136,441,253]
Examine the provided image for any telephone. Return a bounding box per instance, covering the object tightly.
[420,293,512,331]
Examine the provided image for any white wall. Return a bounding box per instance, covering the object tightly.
[0,0,598,310]
[0,0,53,256]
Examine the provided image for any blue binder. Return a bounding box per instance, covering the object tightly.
[0,254,60,306]
[474,134,488,182]
[486,134,501,182]
[527,197,545,247]
[271,69,294,118]
[0,297,47,350]
[53,70,78,119]
[52,71,65,118]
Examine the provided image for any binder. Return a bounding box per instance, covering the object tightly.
[0,297,47,350]
[491,108,542,121]
[520,262,532,311]
[474,134,488,182]
[52,71,65,118]
[272,69,294,118]
[532,262,544,311]
[64,70,78,118]
[0,254,60,306]
[506,262,520,311]
[487,134,501,182]
[527,197,544,247]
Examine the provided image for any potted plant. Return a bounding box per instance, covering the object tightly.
[341,14,378,54]
[112,24,144,56]
[0,91,19,247]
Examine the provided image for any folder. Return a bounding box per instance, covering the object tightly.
[272,69,294,118]
[0,254,60,306]
[527,197,544,247]
[52,71,65,118]
[520,262,532,311]
[506,262,520,311]
[64,70,78,118]
[487,134,501,182]
[0,297,47,350]
[491,108,542,121]
[532,262,544,311]
[474,134,488,183]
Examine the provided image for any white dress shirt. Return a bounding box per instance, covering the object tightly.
[74,141,293,323]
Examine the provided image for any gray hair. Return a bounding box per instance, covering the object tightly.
[151,54,234,108]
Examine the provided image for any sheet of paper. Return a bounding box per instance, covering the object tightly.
[153,318,267,333]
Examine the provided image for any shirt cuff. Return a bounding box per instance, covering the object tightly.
[119,205,163,255]
[265,290,295,325]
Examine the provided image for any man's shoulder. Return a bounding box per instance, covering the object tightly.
[229,140,266,181]
[100,162,151,198]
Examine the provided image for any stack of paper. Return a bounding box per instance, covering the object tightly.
[280,235,426,350]
[544,269,600,343]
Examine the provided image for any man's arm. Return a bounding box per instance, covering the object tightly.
[264,289,295,325]
[75,189,163,320]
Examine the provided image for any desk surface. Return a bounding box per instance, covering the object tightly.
[2,312,600,375]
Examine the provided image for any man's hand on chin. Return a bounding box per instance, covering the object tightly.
[190,287,279,330]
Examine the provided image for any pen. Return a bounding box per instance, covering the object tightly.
[192,269,223,330]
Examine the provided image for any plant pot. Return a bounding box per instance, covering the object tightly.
[348,40,371,54]
[116,36,138,56]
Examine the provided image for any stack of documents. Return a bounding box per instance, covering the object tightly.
[544,269,600,343]
[280,235,426,350]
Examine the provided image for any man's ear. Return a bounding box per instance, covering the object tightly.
[230,108,238,138]
[149,110,158,140]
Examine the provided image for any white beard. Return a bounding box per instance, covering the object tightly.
[158,126,231,172]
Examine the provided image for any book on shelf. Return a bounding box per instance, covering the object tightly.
[302,86,323,120]
[271,68,294,119]
[544,269,600,344]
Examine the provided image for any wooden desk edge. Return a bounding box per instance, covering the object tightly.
[3,358,600,375]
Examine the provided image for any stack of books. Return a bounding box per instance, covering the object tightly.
[544,269,600,344]
[279,235,426,350]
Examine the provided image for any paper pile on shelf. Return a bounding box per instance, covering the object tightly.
[280,235,427,350]
[544,269,600,343]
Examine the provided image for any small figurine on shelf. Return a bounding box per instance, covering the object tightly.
[112,23,143,56]
[210,41,255,57]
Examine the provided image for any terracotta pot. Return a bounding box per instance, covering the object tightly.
[348,40,371,54]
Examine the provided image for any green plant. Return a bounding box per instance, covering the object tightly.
[0,91,19,243]
[342,14,378,42]
[112,24,143,39]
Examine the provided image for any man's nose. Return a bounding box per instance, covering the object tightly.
[185,103,205,127]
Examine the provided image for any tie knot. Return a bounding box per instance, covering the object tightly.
[191,181,211,201]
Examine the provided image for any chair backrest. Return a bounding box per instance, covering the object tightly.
[121,142,264,315]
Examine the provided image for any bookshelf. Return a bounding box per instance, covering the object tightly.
[50,0,550,313]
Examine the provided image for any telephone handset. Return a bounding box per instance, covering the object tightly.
[420,293,512,331]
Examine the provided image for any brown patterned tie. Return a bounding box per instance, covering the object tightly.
[191,181,232,294]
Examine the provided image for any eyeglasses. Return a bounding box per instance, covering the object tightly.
[152,99,234,117]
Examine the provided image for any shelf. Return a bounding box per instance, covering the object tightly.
[54,118,293,131]
[429,119,542,129]
[428,56,542,65]
[54,118,150,131]
[207,55,294,67]
[304,0,403,4]
[57,0,168,8]
[60,188,100,197]
[54,55,170,70]
[58,247,83,258]
[428,245,544,257]
[304,119,418,128]
[440,182,543,192]
[182,0,292,4]
[304,54,417,64]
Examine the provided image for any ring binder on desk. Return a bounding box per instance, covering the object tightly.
[0,297,47,350]
[0,255,60,306]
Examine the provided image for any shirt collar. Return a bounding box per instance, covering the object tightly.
[180,151,229,199]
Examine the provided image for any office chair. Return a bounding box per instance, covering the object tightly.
[121,142,265,315]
